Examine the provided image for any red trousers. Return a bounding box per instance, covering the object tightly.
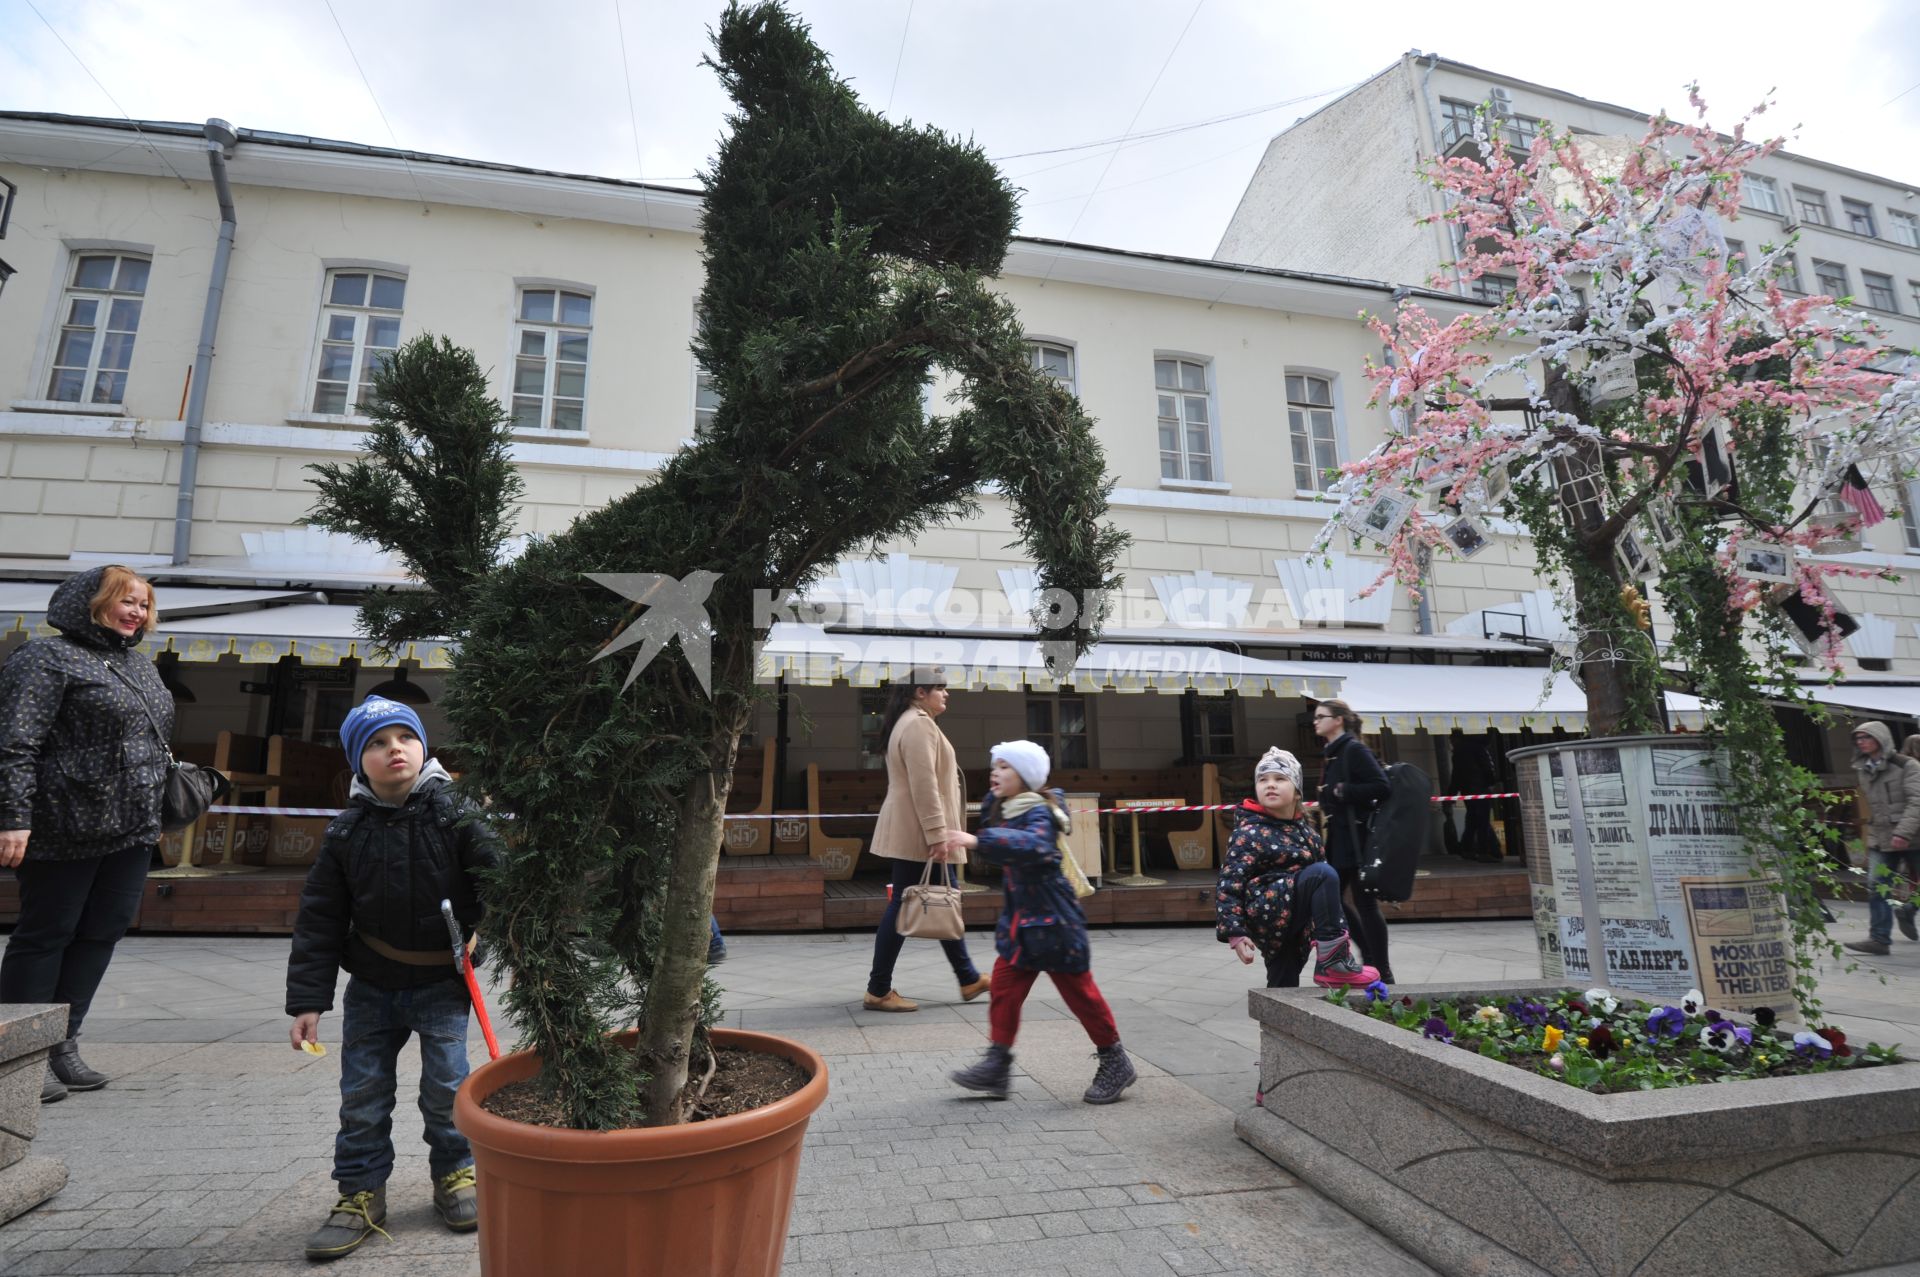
[987,956,1119,1049]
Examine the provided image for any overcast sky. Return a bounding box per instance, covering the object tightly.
[4,0,1917,260]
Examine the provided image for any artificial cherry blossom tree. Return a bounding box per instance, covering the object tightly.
[1318,92,1920,1013]
[1320,90,1917,736]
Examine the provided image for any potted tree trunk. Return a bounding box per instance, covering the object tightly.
[303,5,1125,1273]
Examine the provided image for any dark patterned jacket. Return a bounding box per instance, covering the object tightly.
[973,789,1090,974]
[1215,800,1323,949]
[285,761,500,1013]
[0,568,172,860]
[1317,732,1390,870]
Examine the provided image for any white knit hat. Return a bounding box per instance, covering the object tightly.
[1254,746,1302,791]
[990,740,1050,791]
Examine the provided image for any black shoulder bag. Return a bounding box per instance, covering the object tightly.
[102,658,230,831]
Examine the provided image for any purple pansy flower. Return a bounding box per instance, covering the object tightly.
[1505,1000,1548,1027]
[1365,980,1390,1003]
[1646,1006,1687,1038]
[1422,1017,1454,1042]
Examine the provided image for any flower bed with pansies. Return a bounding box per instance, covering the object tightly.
[1328,982,1901,1093]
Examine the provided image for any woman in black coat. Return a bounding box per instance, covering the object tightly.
[0,566,172,1102]
[1311,698,1394,981]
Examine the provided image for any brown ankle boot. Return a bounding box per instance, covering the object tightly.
[958,973,991,1002]
[863,989,919,1012]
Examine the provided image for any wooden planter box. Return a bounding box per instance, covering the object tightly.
[1240,981,1920,1277]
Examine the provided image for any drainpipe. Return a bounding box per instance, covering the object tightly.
[171,119,239,565]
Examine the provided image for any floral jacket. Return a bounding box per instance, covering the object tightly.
[1215,799,1324,949]
[973,789,1090,974]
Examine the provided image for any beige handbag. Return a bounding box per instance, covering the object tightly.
[896,857,965,940]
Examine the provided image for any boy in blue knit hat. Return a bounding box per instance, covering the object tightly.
[286,695,498,1261]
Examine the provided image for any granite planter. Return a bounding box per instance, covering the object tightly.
[0,1005,69,1225]
[1240,981,1920,1277]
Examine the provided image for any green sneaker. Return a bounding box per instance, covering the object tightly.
[304,1188,388,1261]
[434,1165,478,1232]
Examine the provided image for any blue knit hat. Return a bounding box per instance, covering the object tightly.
[341,696,428,770]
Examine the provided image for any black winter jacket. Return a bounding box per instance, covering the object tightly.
[285,765,499,1014]
[0,568,172,860]
[1317,733,1390,870]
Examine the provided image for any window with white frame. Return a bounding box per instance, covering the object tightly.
[1438,99,1477,149]
[46,252,149,405]
[1027,340,1076,394]
[1743,175,1783,215]
[1904,483,1920,554]
[1911,280,1920,315]
[311,269,405,416]
[1891,210,1920,249]
[692,303,720,432]
[1841,198,1878,238]
[512,287,591,431]
[1155,357,1217,482]
[1812,259,1849,299]
[1862,271,1899,313]
[1724,238,1747,274]
[1793,187,1831,226]
[1287,372,1340,494]
[1469,273,1517,303]
[1026,694,1090,769]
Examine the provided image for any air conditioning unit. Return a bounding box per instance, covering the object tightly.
[1487,86,1514,117]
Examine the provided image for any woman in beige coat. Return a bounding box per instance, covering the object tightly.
[864,669,989,1012]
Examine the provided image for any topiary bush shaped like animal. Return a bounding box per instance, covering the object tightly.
[307,0,1125,1129]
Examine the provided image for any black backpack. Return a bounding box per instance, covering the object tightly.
[1353,762,1433,902]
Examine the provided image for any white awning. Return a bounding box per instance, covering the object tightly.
[0,582,320,628]
[1324,662,1710,733]
[0,583,449,669]
[756,626,1342,696]
[1796,683,1920,721]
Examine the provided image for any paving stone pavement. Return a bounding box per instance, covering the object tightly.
[2,899,1919,1276]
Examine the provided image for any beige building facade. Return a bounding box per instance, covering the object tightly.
[0,110,1915,808]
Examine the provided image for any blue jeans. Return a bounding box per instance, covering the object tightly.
[334,976,473,1193]
[1867,849,1920,944]
[867,858,980,998]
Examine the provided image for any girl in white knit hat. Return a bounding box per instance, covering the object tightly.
[941,741,1136,1104]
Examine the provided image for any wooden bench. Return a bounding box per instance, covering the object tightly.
[721,740,777,856]
[160,732,351,871]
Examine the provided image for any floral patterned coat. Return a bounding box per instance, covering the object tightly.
[1214,799,1324,949]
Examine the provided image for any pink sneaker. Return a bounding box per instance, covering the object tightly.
[1312,934,1381,987]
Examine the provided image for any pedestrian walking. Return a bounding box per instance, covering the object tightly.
[1450,735,1503,862]
[944,741,1136,1104]
[1312,698,1395,982]
[1217,746,1381,990]
[863,667,987,1012]
[1844,721,1920,956]
[286,696,500,1261]
[0,566,171,1104]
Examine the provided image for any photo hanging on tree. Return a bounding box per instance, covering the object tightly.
[1615,528,1654,581]
[1344,488,1416,544]
[1643,498,1685,552]
[1441,515,1491,559]
[1735,544,1794,586]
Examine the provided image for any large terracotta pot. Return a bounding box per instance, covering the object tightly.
[453,1027,829,1277]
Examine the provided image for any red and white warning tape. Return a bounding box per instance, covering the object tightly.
[203,792,1520,820]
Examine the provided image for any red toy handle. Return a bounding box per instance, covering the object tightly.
[462,961,500,1060]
